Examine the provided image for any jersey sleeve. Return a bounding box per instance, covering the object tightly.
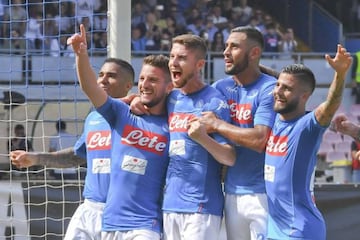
[96,97,129,128]
[254,80,276,128]
[206,93,231,145]
[74,132,87,159]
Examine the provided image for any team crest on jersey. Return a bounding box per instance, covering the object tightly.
[168,113,194,132]
[195,99,204,108]
[266,133,288,156]
[228,101,253,124]
[121,125,167,155]
[87,131,111,150]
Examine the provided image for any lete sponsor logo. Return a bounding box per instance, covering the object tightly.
[87,131,111,150]
[266,134,288,156]
[168,113,194,132]
[228,101,253,124]
[121,125,167,155]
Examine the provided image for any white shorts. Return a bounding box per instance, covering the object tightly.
[101,229,160,240]
[64,199,105,240]
[224,193,268,240]
[163,212,221,240]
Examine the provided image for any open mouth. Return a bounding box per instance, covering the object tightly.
[171,70,181,80]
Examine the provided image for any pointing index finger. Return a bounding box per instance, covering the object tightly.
[80,24,86,39]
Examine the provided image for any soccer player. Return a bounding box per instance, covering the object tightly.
[129,33,236,240]
[265,44,352,239]
[162,34,236,240]
[10,56,134,239]
[68,24,173,239]
[197,26,277,240]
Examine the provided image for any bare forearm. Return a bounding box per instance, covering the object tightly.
[215,120,270,152]
[37,147,85,167]
[316,72,345,125]
[76,54,107,107]
[346,124,360,140]
[197,136,235,166]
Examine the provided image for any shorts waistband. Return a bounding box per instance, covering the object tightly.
[84,199,105,211]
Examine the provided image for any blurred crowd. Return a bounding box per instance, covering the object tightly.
[130,0,297,58]
[0,0,298,58]
[0,0,107,56]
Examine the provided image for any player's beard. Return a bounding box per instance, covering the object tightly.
[274,98,298,115]
[140,90,162,108]
[141,94,163,108]
[225,52,249,75]
[173,71,195,89]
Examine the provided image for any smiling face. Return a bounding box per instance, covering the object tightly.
[138,64,171,109]
[97,62,132,98]
[273,72,314,121]
[273,64,315,120]
[273,73,301,115]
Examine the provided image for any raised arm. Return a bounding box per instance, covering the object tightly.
[315,44,353,126]
[67,24,107,108]
[10,147,85,169]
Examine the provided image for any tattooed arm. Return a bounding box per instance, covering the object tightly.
[315,44,353,126]
[10,147,86,169]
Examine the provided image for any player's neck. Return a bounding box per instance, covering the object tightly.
[233,68,261,86]
[180,77,206,95]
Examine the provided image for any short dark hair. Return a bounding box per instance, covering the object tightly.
[231,26,264,50]
[172,34,207,59]
[104,58,135,84]
[281,64,316,93]
[143,55,171,83]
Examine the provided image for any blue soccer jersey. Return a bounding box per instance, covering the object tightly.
[265,112,326,239]
[163,85,230,216]
[98,97,170,233]
[74,110,112,203]
[212,74,276,194]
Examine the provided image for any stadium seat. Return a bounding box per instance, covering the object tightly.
[326,151,348,163]
[317,140,334,158]
[323,130,343,146]
[349,104,360,113]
